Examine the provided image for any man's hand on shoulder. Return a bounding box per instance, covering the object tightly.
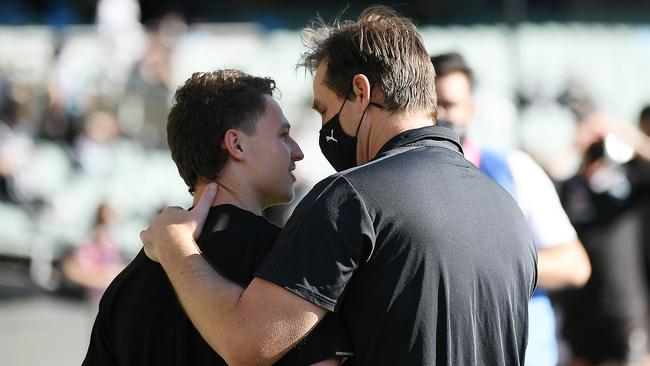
[140,183,217,264]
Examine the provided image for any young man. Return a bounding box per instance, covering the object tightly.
[430,52,591,366]
[82,69,350,365]
[142,6,537,365]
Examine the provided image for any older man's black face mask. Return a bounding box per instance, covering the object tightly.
[318,95,383,172]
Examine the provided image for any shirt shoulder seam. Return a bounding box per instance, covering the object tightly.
[338,175,372,220]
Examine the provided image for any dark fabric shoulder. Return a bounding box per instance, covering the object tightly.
[255,174,375,312]
[626,158,650,189]
[198,205,282,287]
[83,250,150,366]
[99,250,147,305]
[246,213,282,270]
[95,250,149,329]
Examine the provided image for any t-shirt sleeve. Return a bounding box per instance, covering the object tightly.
[627,159,650,189]
[82,301,117,365]
[255,175,376,313]
[251,221,282,272]
[277,313,353,365]
[507,150,577,249]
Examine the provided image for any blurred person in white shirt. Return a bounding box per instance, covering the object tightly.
[431,52,591,366]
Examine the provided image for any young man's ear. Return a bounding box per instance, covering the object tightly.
[223,129,246,161]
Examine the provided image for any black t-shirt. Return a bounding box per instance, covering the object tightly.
[256,126,537,365]
[558,157,650,320]
[82,204,350,366]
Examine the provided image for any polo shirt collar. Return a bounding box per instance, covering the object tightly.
[376,125,464,156]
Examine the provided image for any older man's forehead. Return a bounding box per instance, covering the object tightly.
[311,81,329,110]
[312,61,328,91]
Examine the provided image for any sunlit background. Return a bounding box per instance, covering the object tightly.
[1,1,649,365]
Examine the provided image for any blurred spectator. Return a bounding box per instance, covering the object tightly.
[0,72,37,203]
[0,121,34,203]
[431,52,591,366]
[640,107,650,137]
[120,13,186,148]
[43,34,100,145]
[73,110,121,177]
[559,106,650,366]
[96,0,147,98]
[62,202,125,301]
[40,36,82,144]
[638,109,650,349]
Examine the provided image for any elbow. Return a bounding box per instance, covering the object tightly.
[222,351,273,366]
[220,348,253,366]
[569,258,591,288]
[222,354,259,366]
[536,239,592,290]
[568,241,592,288]
[218,334,274,366]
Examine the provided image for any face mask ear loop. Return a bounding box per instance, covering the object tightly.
[355,104,370,138]
[355,87,381,138]
[337,97,347,115]
[334,87,351,119]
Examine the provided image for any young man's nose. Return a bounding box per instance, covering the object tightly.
[290,138,305,161]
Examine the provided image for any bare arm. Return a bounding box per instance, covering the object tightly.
[506,151,591,291]
[536,237,591,290]
[141,184,328,366]
[162,254,327,365]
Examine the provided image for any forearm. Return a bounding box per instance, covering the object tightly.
[159,245,322,365]
[141,187,327,364]
[536,238,591,290]
[159,250,252,363]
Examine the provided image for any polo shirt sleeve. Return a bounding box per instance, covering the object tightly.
[278,313,353,365]
[255,175,376,313]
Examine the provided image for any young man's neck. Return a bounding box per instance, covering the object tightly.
[193,178,263,216]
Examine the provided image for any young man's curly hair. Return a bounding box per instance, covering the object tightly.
[167,69,276,193]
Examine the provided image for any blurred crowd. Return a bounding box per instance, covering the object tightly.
[555,106,650,366]
[0,9,190,292]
